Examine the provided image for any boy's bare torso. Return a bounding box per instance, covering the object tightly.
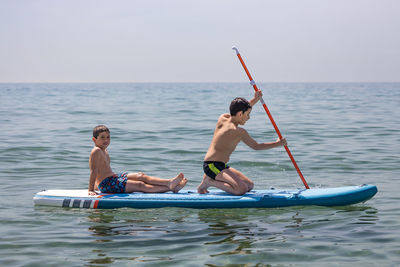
[204,113,244,163]
[89,147,114,189]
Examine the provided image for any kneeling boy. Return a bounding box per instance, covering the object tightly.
[197,91,286,195]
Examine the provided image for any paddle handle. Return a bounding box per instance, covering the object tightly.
[232,46,310,189]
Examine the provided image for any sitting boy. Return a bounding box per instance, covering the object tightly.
[88,125,187,195]
[197,91,287,195]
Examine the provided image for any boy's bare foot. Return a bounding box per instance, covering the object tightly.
[169,173,184,190]
[172,178,187,193]
[197,176,211,194]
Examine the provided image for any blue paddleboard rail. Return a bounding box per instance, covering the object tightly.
[33,184,378,209]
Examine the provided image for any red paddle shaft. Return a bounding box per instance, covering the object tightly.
[232,46,310,189]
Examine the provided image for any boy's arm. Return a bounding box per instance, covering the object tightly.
[88,150,99,195]
[240,128,287,150]
[88,169,97,195]
[249,90,263,107]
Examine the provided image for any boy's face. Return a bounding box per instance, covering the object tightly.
[238,108,252,125]
[93,131,110,150]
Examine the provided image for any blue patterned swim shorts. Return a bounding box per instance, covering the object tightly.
[98,172,128,193]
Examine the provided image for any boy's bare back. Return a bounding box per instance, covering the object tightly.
[204,113,248,163]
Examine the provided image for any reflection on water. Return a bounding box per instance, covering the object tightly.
[65,205,380,266]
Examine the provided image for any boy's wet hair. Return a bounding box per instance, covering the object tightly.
[230,97,252,116]
[93,125,110,138]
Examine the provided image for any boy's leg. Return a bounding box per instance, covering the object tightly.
[198,169,249,195]
[197,174,211,194]
[126,178,187,193]
[216,168,250,195]
[228,167,254,192]
[127,172,184,190]
[125,179,170,193]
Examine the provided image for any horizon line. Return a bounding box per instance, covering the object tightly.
[1,81,399,84]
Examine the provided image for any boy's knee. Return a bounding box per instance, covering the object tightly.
[125,180,146,193]
[135,181,146,190]
[233,185,248,196]
[136,172,145,179]
[233,190,247,196]
[248,181,254,191]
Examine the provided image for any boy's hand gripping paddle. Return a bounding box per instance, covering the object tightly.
[232,46,310,189]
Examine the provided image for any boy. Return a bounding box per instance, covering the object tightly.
[197,91,287,195]
[88,125,187,196]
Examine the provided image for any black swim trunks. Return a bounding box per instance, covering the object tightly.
[203,161,230,179]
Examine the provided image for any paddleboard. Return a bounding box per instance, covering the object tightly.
[33,184,377,209]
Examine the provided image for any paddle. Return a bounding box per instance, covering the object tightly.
[232,46,310,189]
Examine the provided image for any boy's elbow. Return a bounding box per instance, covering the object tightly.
[253,143,271,150]
[252,144,262,150]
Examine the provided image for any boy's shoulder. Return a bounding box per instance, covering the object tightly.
[217,113,231,122]
[219,113,230,119]
[91,146,101,153]
[216,113,232,128]
[90,146,106,157]
[217,113,246,133]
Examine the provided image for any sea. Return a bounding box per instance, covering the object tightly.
[0,83,399,266]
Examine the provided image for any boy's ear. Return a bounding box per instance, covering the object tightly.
[92,137,97,142]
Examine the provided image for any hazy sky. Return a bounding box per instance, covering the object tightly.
[1,0,399,82]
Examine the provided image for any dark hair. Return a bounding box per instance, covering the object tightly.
[93,125,110,138]
[229,97,251,116]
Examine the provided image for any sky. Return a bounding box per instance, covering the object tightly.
[0,0,399,83]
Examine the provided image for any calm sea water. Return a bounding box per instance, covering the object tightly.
[0,83,399,266]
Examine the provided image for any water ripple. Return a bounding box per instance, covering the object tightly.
[1,83,399,266]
